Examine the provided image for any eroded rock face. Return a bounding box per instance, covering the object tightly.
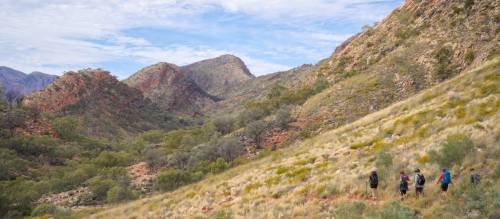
[38,187,90,207]
[125,63,218,115]
[23,69,175,137]
[24,70,146,114]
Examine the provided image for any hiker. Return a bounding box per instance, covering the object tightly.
[414,168,425,198]
[436,168,452,197]
[470,168,480,186]
[399,170,410,200]
[369,170,379,199]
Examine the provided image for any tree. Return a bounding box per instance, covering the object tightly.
[275,107,292,129]
[51,116,81,140]
[88,177,117,201]
[238,107,267,127]
[167,151,190,169]
[212,116,234,135]
[246,120,267,149]
[217,137,245,162]
[428,134,474,168]
[5,90,22,105]
[267,83,287,99]
[154,168,192,191]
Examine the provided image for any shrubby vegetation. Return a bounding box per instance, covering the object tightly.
[0,76,331,217]
[433,46,456,81]
[427,134,474,168]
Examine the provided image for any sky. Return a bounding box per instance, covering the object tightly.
[0,0,403,78]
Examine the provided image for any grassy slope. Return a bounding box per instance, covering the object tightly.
[87,56,499,218]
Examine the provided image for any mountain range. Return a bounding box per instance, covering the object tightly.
[0,66,57,101]
[1,0,499,218]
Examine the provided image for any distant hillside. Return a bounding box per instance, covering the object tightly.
[23,69,181,138]
[125,62,218,115]
[206,64,315,115]
[181,54,254,97]
[0,66,57,100]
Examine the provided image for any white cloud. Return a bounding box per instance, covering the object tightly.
[0,0,399,76]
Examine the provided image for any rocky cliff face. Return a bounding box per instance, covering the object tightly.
[125,62,218,115]
[181,54,254,97]
[0,66,57,100]
[23,69,180,138]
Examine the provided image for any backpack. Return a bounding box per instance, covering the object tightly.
[471,173,480,185]
[400,175,409,190]
[417,174,426,186]
[442,171,451,184]
[370,174,378,186]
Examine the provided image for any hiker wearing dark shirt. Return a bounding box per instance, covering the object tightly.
[414,168,425,198]
[399,170,409,200]
[369,170,379,199]
[470,168,480,186]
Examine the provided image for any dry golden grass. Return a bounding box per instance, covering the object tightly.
[86,57,499,218]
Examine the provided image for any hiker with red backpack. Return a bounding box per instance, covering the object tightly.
[436,168,452,197]
[399,170,410,200]
[414,168,425,198]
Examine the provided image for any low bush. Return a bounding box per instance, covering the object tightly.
[154,168,193,192]
[88,177,117,201]
[106,185,137,203]
[427,134,474,168]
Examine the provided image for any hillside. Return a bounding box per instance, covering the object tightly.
[125,62,218,115]
[206,64,315,115]
[0,66,57,100]
[23,69,181,138]
[181,54,254,97]
[298,0,499,132]
[89,55,499,219]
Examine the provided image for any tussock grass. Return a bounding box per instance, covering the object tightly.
[88,57,500,219]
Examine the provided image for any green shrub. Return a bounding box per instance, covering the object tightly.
[332,201,366,219]
[427,134,474,168]
[217,137,245,162]
[375,149,393,169]
[492,163,500,179]
[212,209,233,219]
[245,120,267,149]
[244,182,262,193]
[93,151,133,168]
[275,107,292,129]
[373,201,416,219]
[433,46,455,81]
[276,166,292,175]
[154,168,192,192]
[106,186,137,203]
[316,183,338,199]
[52,116,82,140]
[464,50,475,65]
[88,177,117,201]
[286,167,311,182]
[31,203,57,216]
[212,116,235,135]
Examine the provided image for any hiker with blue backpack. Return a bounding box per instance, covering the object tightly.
[436,168,452,197]
[414,168,425,198]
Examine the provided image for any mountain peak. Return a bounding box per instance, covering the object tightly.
[125,62,216,114]
[181,54,253,96]
[0,66,57,98]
